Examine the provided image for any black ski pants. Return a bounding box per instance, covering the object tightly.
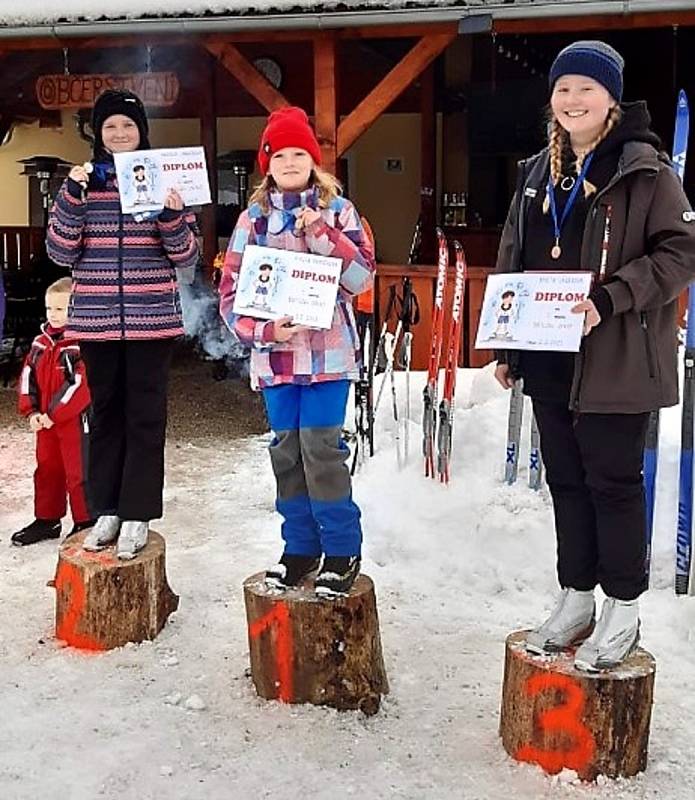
[80,339,174,522]
[532,400,650,601]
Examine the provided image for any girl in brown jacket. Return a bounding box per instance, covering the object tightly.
[494,40,695,671]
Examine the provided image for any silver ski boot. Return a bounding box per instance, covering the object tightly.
[82,515,121,551]
[526,588,595,655]
[574,597,640,672]
[117,520,149,560]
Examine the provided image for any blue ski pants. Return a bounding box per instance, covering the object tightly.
[262,380,362,557]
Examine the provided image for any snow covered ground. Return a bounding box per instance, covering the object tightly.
[1,364,694,800]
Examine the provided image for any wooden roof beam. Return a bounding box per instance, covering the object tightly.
[204,40,289,113]
[337,31,454,157]
[313,33,337,174]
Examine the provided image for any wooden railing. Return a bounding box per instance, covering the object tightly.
[375,263,494,370]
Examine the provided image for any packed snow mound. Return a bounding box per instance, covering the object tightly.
[1,363,695,798]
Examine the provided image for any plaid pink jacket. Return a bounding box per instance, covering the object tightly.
[219,189,375,389]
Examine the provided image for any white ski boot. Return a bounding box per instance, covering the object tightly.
[82,515,120,551]
[526,588,595,655]
[574,597,640,672]
[117,521,149,560]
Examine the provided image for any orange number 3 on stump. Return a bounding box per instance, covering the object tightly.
[515,672,596,774]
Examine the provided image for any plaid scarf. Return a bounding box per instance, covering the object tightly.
[254,187,319,242]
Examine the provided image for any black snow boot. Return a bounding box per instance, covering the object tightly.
[265,553,321,590]
[315,556,361,598]
[11,519,62,547]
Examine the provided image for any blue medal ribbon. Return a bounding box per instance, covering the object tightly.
[546,151,595,258]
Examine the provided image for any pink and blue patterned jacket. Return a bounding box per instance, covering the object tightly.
[219,188,375,389]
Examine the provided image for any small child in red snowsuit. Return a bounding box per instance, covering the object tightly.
[12,277,93,546]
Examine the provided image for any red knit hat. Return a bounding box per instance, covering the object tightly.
[257,106,322,175]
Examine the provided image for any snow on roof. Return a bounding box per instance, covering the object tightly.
[0,1,565,29]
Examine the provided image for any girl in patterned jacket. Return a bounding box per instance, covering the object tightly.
[47,90,199,560]
[219,107,375,597]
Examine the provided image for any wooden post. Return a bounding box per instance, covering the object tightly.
[52,531,179,651]
[500,631,656,781]
[313,33,338,176]
[199,51,218,279]
[243,572,388,714]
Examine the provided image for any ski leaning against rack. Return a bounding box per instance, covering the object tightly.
[504,382,524,485]
[400,218,422,468]
[423,230,449,478]
[436,241,467,483]
[350,216,378,474]
[642,89,689,581]
[402,331,413,464]
[528,411,543,490]
[674,89,695,595]
[503,382,543,488]
[351,322,373,475]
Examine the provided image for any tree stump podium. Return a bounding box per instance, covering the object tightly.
[500,630,656,781]
[52,530,179,651]
[243,572,388,714]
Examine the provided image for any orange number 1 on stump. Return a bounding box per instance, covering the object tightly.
[515,672,596,774]
[248,602,294,703]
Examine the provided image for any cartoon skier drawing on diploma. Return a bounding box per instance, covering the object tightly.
[132,163,154,205]
[490,289,516,340]
[251,262,275,311]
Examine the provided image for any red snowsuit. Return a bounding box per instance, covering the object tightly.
[18,324,91,523]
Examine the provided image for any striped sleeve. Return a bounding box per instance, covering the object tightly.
[46,179,87,267]
[304,199,375,296]
[218,210,275,348]
[156,208,200,273]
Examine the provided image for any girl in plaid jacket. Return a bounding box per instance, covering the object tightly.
[219,107,375,597]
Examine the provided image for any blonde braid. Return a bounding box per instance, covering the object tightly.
[575,105,623,198]
[549,117,566,186]
[543,117,567,213]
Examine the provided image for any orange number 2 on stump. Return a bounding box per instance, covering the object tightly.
[515,672,596,774]
[248,602,294,703]
[54,561,105,651]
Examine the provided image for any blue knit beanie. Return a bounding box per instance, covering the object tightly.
[549,40,624,101]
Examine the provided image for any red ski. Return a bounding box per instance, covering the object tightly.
[423,229,449,478]
[437,241,467,483]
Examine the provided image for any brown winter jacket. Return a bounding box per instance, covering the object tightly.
[495,139,695,413]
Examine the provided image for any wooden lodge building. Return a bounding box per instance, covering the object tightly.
[2,0,695,368]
